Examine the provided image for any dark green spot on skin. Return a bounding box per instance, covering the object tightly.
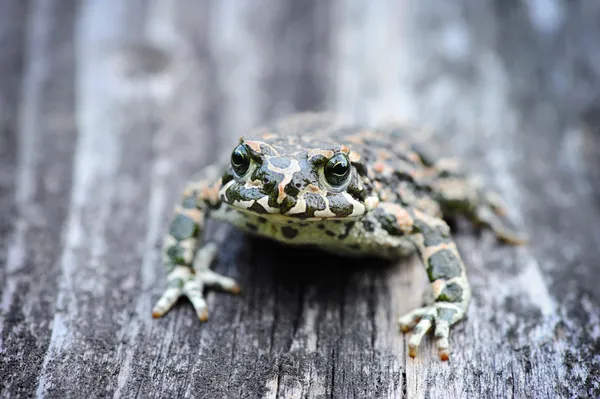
[252,165,284,200]
[221,172,234,185]
[166,245,187,265]
[278,195,297,214]
[353,161,368,177]
[270,156,291,169]
[167,277,184,289]
[226,184,264,202]
[287,159,318,193]
[414,220,452,246]
[259,143,276,156]
[317,224,325,230]
[374,209,403,236]
[438,283,463,303]
[182,195,197,209]
[246,223,258,231]
[281,226,299,239]
[393,170,415,184]
[345,173,367,201]
[257,217,267,223]
[309,154,327,166]
[284,183,300,197]
[327,193,353,217]
[304,193,326,215]
[170,214,198,241]
[338,222,355,240]
[362,219,375,232]
[427,249,462,281]
[325,230,336,237]
[247,202,268,214]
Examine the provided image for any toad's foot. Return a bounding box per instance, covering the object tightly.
[398,302,465,361]
[152,265,240,322]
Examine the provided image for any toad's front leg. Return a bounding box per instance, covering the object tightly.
[375,203,471,361]
[152,165,240,322]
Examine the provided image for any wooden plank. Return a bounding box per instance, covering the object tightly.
[330,1,600,397]
[34,1,185,397]
[329,1,600,397]
[0,0,79,397]
[0,0,599,398]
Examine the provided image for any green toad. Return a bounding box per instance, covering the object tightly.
[152,114,524,361]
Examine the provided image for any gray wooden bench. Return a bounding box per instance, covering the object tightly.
[1,1,599,397]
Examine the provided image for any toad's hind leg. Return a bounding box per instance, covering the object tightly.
[428,158,527,245]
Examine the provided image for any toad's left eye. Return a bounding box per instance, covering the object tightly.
[231,144,250,177]
[324,153,351,187]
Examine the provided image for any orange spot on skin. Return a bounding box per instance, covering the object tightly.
[229,284,242,294]
[307,149,334,159]
[340,145,350,154]
[432,279,445,297]
[248,179,262,187]
[380,203,414,233]
[182,208,202,223]
[261,133,278,140]
[373,161,385,173]
[377,149,393,160]
[307,184,320,193]
[243,140,263,153]
[277,182,287,203]
[201,179,222,205]
[380,190,389,201]
[348,151,361,162]
[152,311,162,318]
[407,152,422,163]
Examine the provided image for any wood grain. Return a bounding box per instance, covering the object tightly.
[1,1,599,398]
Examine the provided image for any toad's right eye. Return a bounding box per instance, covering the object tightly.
[231,144,250,177]
[324,153,351,187]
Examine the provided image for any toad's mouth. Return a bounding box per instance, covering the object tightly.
[219,180,377,221]
[223,194,365,221]
[226,202,366,224]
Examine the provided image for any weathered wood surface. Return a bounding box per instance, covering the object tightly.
[1,1,599,398]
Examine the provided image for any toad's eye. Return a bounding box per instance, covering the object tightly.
[231,144,250,176]
[324,153,351,187]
